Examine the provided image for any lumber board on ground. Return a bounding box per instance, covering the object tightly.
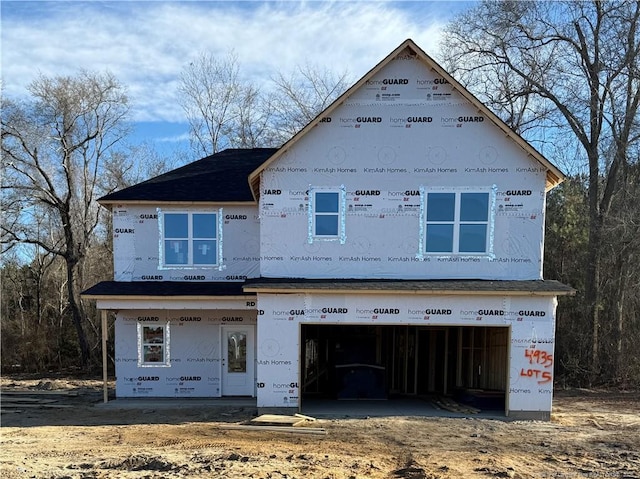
[431,396,480,414]
[250,414,305,427]
[1,389,78,396]
[294,413,317,421]
[0,402,75,409]
[0,397,58,404]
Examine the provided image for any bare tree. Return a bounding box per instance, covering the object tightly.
[231,84,278,149]
[178,52,351,154]
[603,157,640,383]
[270,62,351,142]
[1,71,130,367]
[100,142,182,194]
[443,0,640,382]
[178,51,272,156]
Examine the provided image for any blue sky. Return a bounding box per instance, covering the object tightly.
[2,0,475,157]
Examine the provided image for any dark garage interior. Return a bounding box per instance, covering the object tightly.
[301,324,508,411]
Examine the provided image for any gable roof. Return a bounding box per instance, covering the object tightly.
[249,39,566,199]
[100,148,278,206]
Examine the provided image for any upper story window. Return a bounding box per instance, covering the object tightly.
[308,187,346,243]
[160,211,220,267]
[314,192,340,236]
[423,189,495,255]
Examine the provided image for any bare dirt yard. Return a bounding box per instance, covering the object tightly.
[1,375,638,479]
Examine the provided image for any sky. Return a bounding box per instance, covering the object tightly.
[1,0,475,157]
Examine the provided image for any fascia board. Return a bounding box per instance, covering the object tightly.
[98,200,257,209]
[82,294,254,300]
[242,287,575,296]
[87,295,256,310]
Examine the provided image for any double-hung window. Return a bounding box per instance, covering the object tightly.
[161,211,219,267]
[138,322,170,367]
[309,188,346,243]
[424,190,493,254]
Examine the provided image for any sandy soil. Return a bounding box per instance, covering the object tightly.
[1,375,638,479]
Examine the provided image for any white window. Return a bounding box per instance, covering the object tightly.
[423,189,495,255]
[138,322,170,367]
[308,187,346,243]
[160,211,220,267]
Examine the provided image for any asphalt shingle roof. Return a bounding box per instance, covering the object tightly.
[82,281,250,297]
[99,148,278,203]
[243,278,576,295]
[82,279,575,298]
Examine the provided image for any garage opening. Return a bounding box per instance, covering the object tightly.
[301,325,507,411]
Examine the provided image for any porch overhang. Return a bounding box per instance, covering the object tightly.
[242,278,576,297]
[82,281,256,310]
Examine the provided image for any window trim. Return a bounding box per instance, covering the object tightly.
[158,208,223,269]
[308,186,346,244]
[137,321,171,367]
[418,185,496,259]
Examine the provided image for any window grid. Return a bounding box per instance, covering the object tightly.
[138,322,171,367]
[160,211,220,268]
[424,190,492,255]
[313,191,340,237]
[308,187,346,243]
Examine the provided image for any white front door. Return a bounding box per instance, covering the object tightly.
[221,325,254,396]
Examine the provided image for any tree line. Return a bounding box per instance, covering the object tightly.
[1,58,350,373]
[444,0,640,386]
[2,0,639,387]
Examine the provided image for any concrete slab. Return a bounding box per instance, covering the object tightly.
[94,396,507,420]
[95,397,257,410]
[300,398,507,420]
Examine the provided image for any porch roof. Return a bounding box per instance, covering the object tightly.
[242,278,575,296]
[82,281,252,299]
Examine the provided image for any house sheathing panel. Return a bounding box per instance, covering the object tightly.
[112,204,260,282]
[83,40,572,420]
[114,309,256,398]
[254,293,557,417]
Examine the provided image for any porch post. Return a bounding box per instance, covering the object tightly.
[101,309,108,403]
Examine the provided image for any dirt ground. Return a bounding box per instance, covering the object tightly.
[1,375,638,479]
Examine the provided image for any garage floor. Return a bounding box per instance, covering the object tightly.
[301,397,506,419]
[97,396,505,420]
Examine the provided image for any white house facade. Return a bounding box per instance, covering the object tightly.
[83,40,573,420]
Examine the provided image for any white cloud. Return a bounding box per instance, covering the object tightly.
[157,132,191,144]
[1,1,465,123]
